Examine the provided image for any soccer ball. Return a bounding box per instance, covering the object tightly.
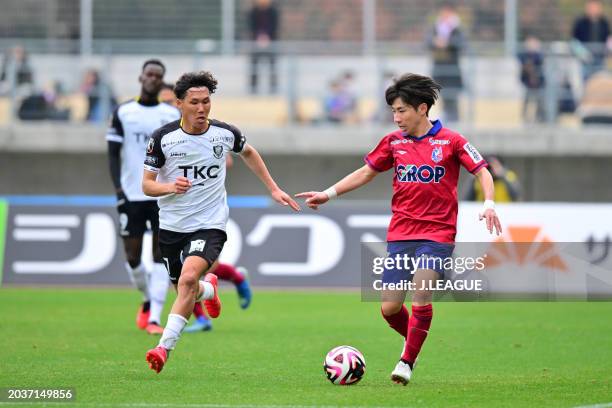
[323,345,366,385]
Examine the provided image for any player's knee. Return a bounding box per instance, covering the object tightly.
[381,302,403,316]
[177,269,199,294]
[412,291,432,306]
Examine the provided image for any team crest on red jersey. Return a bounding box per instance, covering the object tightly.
[431,146,443,163]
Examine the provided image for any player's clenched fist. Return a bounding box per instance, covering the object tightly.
[173,176,191,194]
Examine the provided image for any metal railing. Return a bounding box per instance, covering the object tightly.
[1,40,606,128]
[4,0,610,54]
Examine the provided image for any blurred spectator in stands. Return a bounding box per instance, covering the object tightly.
[518,35,546,123]
[339,70,357,96]
[80,68,116,123]
[427,2,465,123]
[18,80,69,121]
[578,70,612,124]
[571,0,611,81]
[323,78,357,124]
[464,155,521,202]
[557,75,577,115]
[159,82,177,107]
[1,46,33,87]
[375,70,396,123]
[0,45,34,99]
[248,0,280,94]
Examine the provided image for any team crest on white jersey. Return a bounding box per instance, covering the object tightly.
[432,146,443,163]
[213,145,224,159]
[146,137,155,154]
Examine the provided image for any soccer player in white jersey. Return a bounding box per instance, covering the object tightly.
[106,60,180,335]
[142,71,300,373]
[158,81,253,333]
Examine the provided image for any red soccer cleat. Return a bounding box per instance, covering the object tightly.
[136,302,150,330]
[146,346,168,373]
[203,273,221,318]
[145,323,164,335]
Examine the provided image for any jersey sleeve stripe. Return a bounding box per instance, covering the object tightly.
[468,160,488,174]
[143,165,160,173]
[236,141,248,154]
[364,156,384,172]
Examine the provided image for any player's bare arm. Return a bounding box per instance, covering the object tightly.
[142,170,191,197]
[239,144,301,211]
[474,167,502,235]
[296,164,379,210]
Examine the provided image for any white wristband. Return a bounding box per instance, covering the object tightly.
[483,200,495,211]
[323,187,338,200]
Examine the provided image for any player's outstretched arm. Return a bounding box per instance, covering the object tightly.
[142,170,191,197]
[474,167,502,235]
[296,164,378,210]
[239,144,300,211]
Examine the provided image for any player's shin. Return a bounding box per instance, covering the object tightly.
[158,313,188,351]
[381,304,410,338]
[148,263,170,325]
[125,262,149,300]
[157,276,198,350]
[401,304,433,365]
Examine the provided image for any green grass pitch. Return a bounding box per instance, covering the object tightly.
[0,288,611,408]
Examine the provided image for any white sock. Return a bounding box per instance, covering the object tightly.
[125,263,149,301]
[148,263,170,325]
[196,280,215,302]
[159,314,188,350]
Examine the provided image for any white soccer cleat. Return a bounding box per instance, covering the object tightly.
[390,360,413,385]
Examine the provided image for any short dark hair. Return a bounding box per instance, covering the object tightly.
[174,71,218,99]
[142,59,166,74]
[385,73,441,114]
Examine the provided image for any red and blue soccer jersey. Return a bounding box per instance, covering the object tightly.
[365,120,487,243]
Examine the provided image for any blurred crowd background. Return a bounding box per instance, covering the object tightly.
[0,0,611,202]
[1,0,611,126]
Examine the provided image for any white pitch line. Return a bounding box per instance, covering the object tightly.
[0,403,409,408]
[573,403,612,408]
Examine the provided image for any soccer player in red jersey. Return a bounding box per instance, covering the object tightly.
[296,73,501,385]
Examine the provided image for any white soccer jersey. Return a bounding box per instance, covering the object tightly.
[106,100,180,201]
[144,119,247,233]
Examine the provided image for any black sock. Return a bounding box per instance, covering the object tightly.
[142,301,151,313]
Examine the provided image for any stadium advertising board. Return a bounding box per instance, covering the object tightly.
[1,201,611,297]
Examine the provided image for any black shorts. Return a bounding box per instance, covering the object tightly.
[117,200,159,238]
[158,228,227,284]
